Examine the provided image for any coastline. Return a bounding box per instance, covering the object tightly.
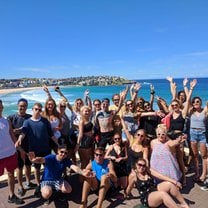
[0,87,43,96]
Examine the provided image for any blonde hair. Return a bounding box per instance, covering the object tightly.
[156,124,168,134]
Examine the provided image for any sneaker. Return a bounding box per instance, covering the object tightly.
[34,185,41,198]
[200,180,208,191]
[17,187,26,197]
[8,194,24,204]
[24,182,37,190]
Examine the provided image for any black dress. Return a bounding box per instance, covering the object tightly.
[109,146,128,178]
[135,175,156,207]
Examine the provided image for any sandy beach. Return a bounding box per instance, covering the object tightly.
[0,87,43,96]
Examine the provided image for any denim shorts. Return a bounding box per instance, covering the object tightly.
[190,128,206,144]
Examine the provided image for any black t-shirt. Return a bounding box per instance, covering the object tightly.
[7,113,31,151]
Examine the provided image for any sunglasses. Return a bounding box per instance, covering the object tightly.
[33,108,42,112]
[60,150,68,155]
[137,163,146,168]
[94,103,101,106]
[144,104,150,108]
[171,104,178,107]
[157,133,166,136]
[95,153,103,157]
[60,105,66,108]
[113,99,119,102]
[126,103,133,106]
[114,137,121,141]
[137,133,144,138]
[192,100,200,104]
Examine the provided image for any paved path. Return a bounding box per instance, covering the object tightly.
[0,170,207,208]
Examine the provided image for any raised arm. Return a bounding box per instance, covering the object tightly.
[43,84,53,99]
[54,86,73,112]
[182,79,197,118]
[149,84,155,109]
[182,78,189,98]
[131,82,142,103]
[83,89,92,109]
[166,76,177,100]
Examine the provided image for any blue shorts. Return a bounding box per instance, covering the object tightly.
[190,129,206,144]
[41,179,64,191]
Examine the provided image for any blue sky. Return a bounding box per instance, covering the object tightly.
[0,0,208,80]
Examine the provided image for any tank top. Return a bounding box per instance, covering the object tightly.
[190,111,206,130]
[92,159,109,181]
[169,112,185,131]
[50,118,61,139]
[0,117,16,159]
[83,121,93,133]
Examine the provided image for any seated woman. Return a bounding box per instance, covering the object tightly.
[122,124,149,174]
[80,147,117,208]
[105,132,128,189]
[150,124,186,183]
[125,158,189,208]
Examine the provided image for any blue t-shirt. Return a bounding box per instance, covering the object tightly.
[22,117,53,153]
[42,154,72,181]
[92,159,109,181]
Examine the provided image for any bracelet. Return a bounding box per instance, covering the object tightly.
[150,91,155,95]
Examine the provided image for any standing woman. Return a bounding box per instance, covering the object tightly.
[42,98,62,151]
[167,79,196,185]
[76,106,94,169]
[190,96,208,182]
[105,132,128,189]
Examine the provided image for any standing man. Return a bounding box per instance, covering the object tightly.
[0,99,24,204]
[8,98,36,196]
[16,102,58,197]
[96,89,126,148]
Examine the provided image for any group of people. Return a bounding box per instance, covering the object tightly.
[0,76,207,208]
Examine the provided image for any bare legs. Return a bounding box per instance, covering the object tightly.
[80,175,110,208]
[7,170,15,197]
[41,180,72,199]
[191,141,207,180]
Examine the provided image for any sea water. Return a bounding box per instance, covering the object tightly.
[1,78,208,117]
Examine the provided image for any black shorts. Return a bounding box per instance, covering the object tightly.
[79,136,94,149]
[17,150,31,168]
[98,131,114,149]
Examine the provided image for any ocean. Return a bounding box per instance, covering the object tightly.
[1,77,208,117]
